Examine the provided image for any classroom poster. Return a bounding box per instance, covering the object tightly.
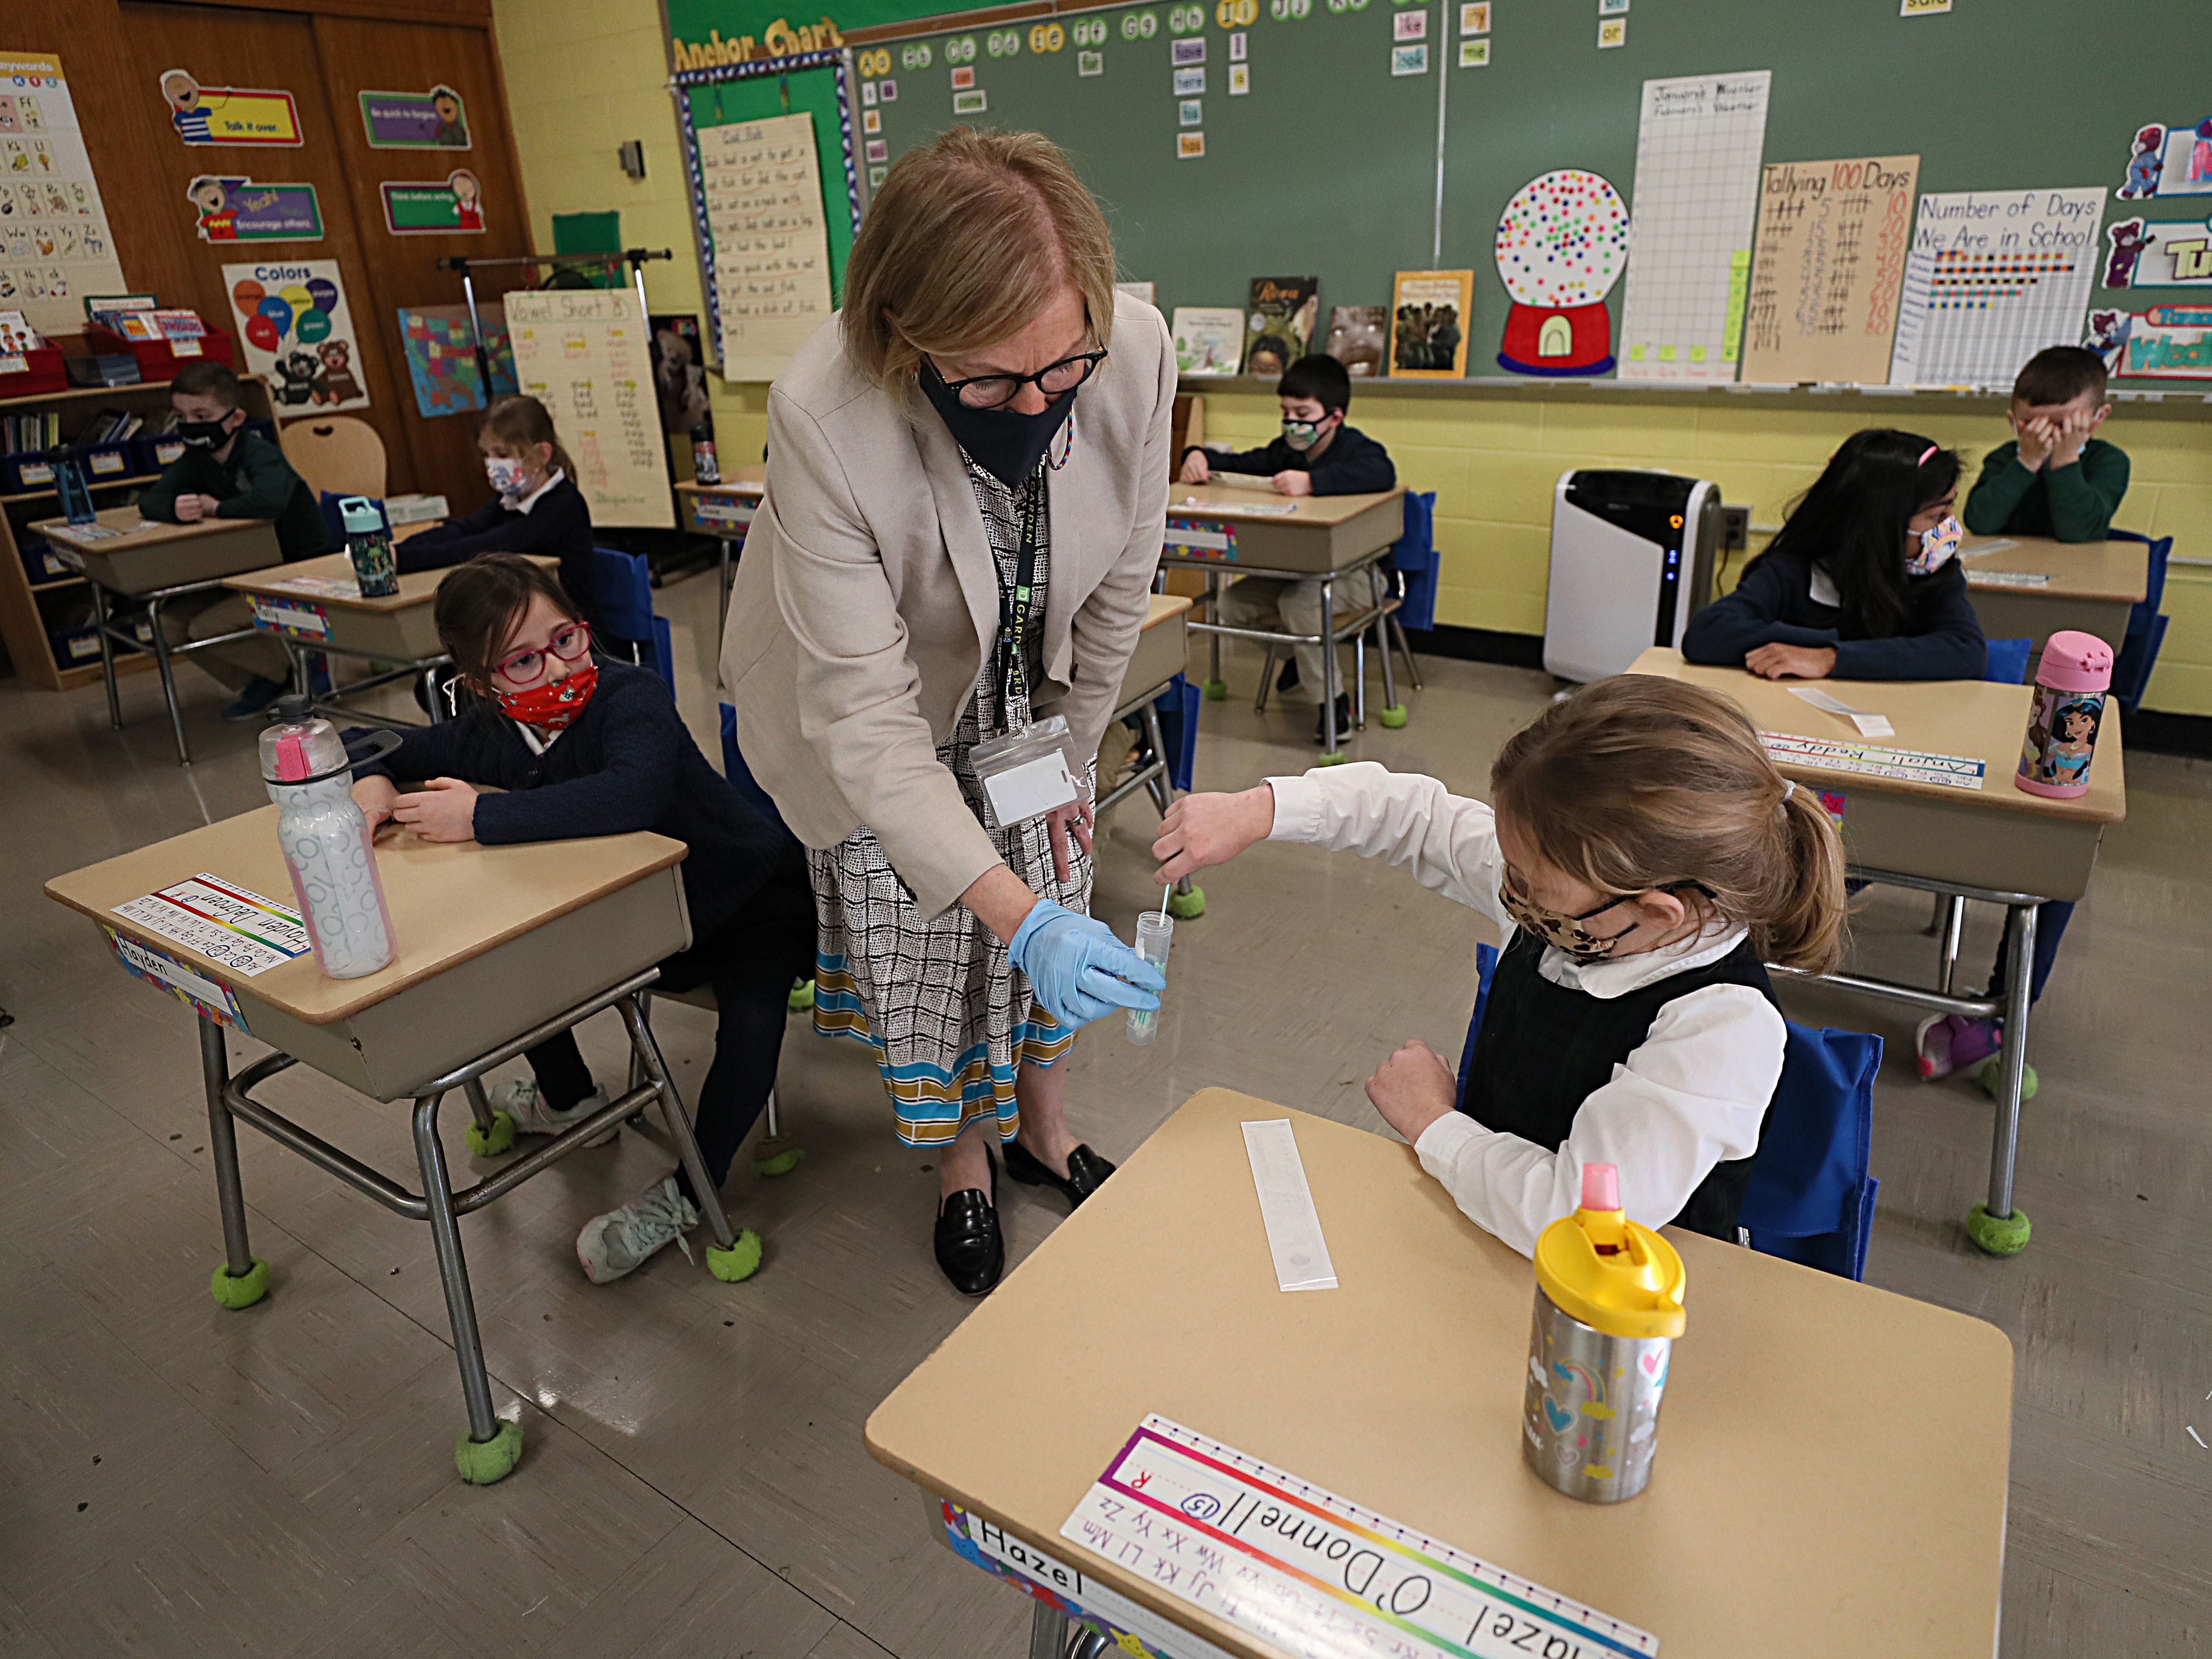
[1617,70,1772,381]
[186,176,324,243]
[0,54,130,337]
[358,87,470,149]
[2085,303,2212,380]
[503,288,674,527]
[1493,169,1628,377]
[2100,217,2212,289]
[697,112,834,381]
[2111,121,2212,201]
[1738,155,1918,386]
[157,69,302,146]
[1886,187,2103,387]
[379,171,485,234]
[396,303,517,418]
[223,260,369,412]
[648,312,711,434]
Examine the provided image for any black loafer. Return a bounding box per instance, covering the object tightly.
[933,1152,1004,1296]
[1005,1138,1116,1209]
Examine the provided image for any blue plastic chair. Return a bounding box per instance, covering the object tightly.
[591,545,675,700]
[1390,490,1439,633]
[716,703,787,829]
[1151,673,1200,793]
[1983,636,2032,687]
[2106,530,2173,715]
[1456,941,1880,1280]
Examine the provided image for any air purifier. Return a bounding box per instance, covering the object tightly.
[1543,469,1720,683]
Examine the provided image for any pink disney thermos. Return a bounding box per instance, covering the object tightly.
[2015,630,2113,800]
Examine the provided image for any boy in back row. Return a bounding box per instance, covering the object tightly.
[1964,345,2128,543]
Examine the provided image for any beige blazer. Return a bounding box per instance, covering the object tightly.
[719,290,1176,919]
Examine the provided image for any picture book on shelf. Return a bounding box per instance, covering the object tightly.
[1172,306,1246,376]
[1390,270,1474,378]
[1243,277,1318,376]
[1325,306,1388,376]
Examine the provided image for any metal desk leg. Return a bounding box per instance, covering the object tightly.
[1318,577,1342,761]
[717,537,733,637]
[201,1017,270,1309]
[412,1089,523,1482]
[619,994,753,1275]
[1389,614,1425,692]
[1203,571,1225,698]
[1376,597,1403,728]
[90,582,123,730]
[1937,896,1967,995]
[1967,902,2038,1256]
[1353,626,1367,731]
[144,592,195,766]
[1139,701,1176,817]
[1029,1602,1070,1659]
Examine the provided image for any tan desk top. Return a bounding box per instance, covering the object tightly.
[1960,534,2148,603]
[46,804,685,1026]
[1142,592,1193,630]
[867,1090,2012,1659]
[31,505,272,549]
[674,464,766,499]
[1169,482,1402,526]
[1631,648,2125,826]
[221,550,558,613]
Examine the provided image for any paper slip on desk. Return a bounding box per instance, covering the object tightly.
[1632,648,2122,900]
[46,805,689,1101]
[1165,485,1405,575]
[224,551,558,660]
[1959,534,2147,653]
[867,1090,2012,1659]
[31,507,282,595]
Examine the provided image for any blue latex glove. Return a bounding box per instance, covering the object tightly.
[1007,900,1165,1029]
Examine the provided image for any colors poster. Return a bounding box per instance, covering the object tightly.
[224,259,370,412]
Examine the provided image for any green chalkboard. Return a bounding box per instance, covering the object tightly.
[859,0,2207,383]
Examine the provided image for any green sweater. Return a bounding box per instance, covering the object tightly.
[137,429,332,561]
[1962,437,2129,544]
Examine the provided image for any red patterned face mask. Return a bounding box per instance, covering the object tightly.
[497,659,598,731]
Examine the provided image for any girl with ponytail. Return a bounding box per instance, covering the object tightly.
[1150,675,1845,1258]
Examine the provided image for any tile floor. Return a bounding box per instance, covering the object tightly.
[1,562,2207,1657]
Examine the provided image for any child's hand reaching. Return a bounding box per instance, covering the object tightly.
[391,777,480,843]
[1366,1038,1458,1145]
[351,773,401,830]
[1152,785,1274,883]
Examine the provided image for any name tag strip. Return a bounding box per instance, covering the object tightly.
[1758,730,1986,790]
[1059,1415,1658,1659]
[1242,1119,1338,1292]
[112,873,311,976]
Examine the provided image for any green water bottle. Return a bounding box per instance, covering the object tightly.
[341,496,398,598]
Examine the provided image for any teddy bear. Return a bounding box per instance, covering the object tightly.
[313,338,364,405]
[274,349,320,407]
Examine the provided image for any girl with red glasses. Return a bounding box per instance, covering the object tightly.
[348,554,816,1284]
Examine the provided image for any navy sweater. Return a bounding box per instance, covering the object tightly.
[397,475,600,631]
[1185,424,1398,496]
[352,662,810,943]
[1682,549,1987,681]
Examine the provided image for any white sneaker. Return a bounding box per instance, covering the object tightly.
[576,1176,699,1284]
[489,1078,617,1146]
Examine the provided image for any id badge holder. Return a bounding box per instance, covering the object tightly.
[971,715,1083,831]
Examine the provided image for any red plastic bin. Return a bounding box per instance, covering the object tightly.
[0,346,68,399]
[83,325,235,386]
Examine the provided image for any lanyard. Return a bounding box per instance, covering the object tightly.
[996,471,1045,714]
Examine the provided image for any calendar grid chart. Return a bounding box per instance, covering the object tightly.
[1617,70,1772,382]
[1885,186,2104,388]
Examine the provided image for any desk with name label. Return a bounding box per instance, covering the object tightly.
[1959,534,2147,658]
[1631,648,2125,1255]
[868,1089,2012,1659]
[674,465,766,634]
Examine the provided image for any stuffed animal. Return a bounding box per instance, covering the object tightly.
[313,339,364,406]
[274,350,320,407]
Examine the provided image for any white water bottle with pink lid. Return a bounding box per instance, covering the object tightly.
[2015,629,2113,800]
[258,699,401,979]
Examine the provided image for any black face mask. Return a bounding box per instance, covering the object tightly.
[178,417,234,450]
[917,359,1075,491]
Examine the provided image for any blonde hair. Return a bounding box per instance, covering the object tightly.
[477,395,575,482]
[840,127,1117,387]
[1491,677,1848,973]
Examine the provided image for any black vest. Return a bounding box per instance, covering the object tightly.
[1462,930,1777,1241]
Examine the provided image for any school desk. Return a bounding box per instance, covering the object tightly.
[673,465,766,633]
[1631,647,2126,1256]
[866,1089,2012,1659]
[1960,534,2148,657]
[221,551,559,729]
[32,506,284,766]
[45,805,751,1485]
[1163,484,1409,760]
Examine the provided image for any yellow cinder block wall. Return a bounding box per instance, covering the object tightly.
[491,0,2211,718]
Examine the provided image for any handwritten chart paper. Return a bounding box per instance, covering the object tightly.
[504,289,673,528]
[1740,156,1918,385]
[113,875,310,976]
[1886,188,2103,387]
[1618,71,1771,382]
[700,113,833,381]
[1759,731,1986,790]
[1059,1415,1658,1659]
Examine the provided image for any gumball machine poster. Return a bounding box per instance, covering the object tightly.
[1493,170,1629,377]
[220,259,371,413]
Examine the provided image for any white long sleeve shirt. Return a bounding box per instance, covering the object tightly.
[1267,762,1785,1258]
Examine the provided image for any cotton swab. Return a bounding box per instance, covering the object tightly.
[1160,882,1173,923]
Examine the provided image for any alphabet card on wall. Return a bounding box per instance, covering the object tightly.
[1738,155,1919,386]
[157,68,302,146]
[223,260,369,412]
[1886,187,2103,387]
[0,54,129,337]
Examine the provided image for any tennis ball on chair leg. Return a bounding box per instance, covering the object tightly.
[465,1110,516,1158]
[209,1257,272,1310]
[1964,1202,2031,1256]
[454,1419,523,1484]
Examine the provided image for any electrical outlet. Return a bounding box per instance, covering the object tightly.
[1719,505,1749,553]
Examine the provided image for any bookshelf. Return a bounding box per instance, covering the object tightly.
[0,374,276,692]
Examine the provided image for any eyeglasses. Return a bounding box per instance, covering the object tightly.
[934,348,1109,410]
[492,621,591,686]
